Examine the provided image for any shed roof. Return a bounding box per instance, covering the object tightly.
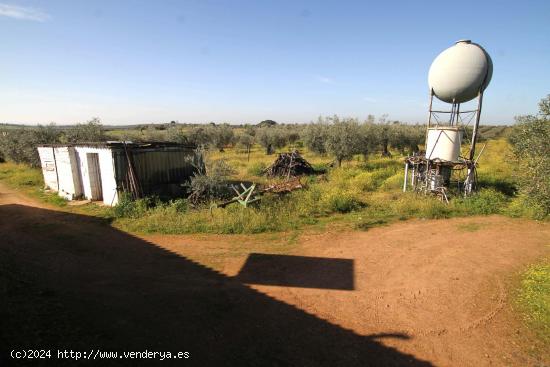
[37,141,197,150]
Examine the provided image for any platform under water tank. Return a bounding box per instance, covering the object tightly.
[425,127,463,162]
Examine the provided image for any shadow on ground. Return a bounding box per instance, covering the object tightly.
[236,253,355,290]
[0,204,433,366]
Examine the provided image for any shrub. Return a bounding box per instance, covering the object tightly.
[111,193,137,218]
[509,97,550,218]
[188,159,235,204]
[506,195,546,219]
[454,189,508,215]
[322,190,363,213]
[168,198,189,213]
[111,193,156,218]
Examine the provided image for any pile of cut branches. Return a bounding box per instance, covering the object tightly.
[264,151,315,178]
[262,177,304,193]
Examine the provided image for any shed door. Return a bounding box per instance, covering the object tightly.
[87,153,103,201]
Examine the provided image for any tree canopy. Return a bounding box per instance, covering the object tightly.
[509,95,550,218]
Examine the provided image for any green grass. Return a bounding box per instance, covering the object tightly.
[475,138,516,196]
[0,162,114,217]
[247,161,267,176]
[516,261,550,345]
[0,162,43,188]
[0,162,68,206]
[111,187,514,235]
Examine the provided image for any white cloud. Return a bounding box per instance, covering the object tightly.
[315,75,334,84]
[0,3,50,22]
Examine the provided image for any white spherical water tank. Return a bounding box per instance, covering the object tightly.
[428,40,492,103]
[425,127,463,162]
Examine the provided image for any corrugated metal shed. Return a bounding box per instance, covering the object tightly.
[37,142,200,205]
[112,144,199,198]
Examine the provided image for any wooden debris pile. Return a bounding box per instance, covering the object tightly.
[214,178,305,209]
[262,177,304,193]
[264,151,315,178]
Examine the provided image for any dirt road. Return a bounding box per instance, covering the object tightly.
[1,183,548,366]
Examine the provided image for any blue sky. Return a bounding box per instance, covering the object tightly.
[1,0,549,125]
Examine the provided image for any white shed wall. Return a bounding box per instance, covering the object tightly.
[74,147,118,205]
[53,147,82,200]
[37,147,59,191]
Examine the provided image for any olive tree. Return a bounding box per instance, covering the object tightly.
[208,124,234,152]
[166,126,189,144]
[389,123,424,155]
[286,131,301,148]
[372,115,392,157]
[257,119,277,128]
[324,116,362,167]
[238,133,255,161]
[509,95,550,217]
[64,118,105,143]
[187,127,211,147]
[256,127,287,155]
[303,118,329,155]
[357,122,379,159]
[0,123,61,166]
